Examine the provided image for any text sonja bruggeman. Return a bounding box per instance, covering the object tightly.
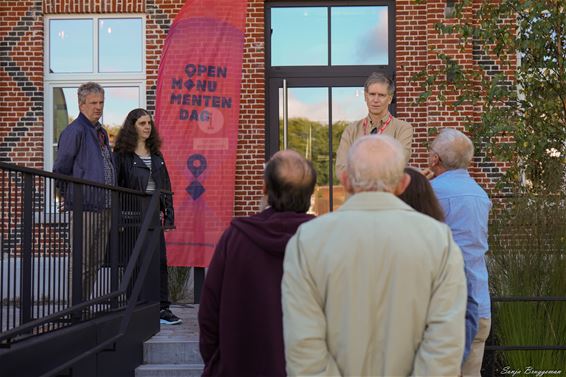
[501,366,563,377]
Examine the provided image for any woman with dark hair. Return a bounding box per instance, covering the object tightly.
[398,167,444,222]
[114,108,181,325]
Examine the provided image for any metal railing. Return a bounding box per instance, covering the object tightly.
[0,161,162,374]
[482,194,566,375]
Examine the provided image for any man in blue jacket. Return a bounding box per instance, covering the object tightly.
[54,82,116,302]
[426,128,492,376]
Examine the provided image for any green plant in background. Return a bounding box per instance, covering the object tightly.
[280,118,348,185]
[168,266,192,303]
[489,195,566,369]
[412,0,566,370]
[412,0,566,194]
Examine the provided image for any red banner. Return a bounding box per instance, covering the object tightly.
[155,0,248,267]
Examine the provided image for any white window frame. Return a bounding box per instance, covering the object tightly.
[43,14,147,171]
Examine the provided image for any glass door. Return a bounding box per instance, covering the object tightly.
[268,78,367,215]
[266,2,396,214]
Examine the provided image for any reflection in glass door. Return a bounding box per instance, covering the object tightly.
[276,85,366,215]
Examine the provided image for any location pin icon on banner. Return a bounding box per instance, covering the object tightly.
[187,154,207,178]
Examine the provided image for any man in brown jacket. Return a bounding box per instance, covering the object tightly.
[335,73,413,179]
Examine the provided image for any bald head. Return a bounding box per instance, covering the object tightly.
[264,150,317,213]
[345,135,406,193]
[430,128,474,170]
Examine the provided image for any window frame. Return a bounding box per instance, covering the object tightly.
[265,1,396,212]
[265,1,396,158]
[265,1,396,79]
[43,14,147,171]
[44,14,146,80]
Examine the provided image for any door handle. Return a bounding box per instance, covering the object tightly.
[282,79,288,149]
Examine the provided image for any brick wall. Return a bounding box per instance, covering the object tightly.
[0,0,44,168]
[43,0,145,13]
[0,0,511,215]
[396,0,510,192]
[235,0,265,215]
[395,0,428,168]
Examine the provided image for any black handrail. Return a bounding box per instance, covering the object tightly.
[0,161,167,196]
[0,192,160,344]
[0,160,169,377]
[39,192,162,377]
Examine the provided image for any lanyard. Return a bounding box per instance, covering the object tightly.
[364,114,393,135]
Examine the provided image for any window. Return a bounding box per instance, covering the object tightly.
[44,15,146,170]
[266,1,395,213]
[270,5,389,66]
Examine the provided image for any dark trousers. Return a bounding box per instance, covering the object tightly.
[70,209,111,301]
[118,218,170,310]
[159,230,170,310]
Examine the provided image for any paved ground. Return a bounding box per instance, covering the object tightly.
[156,303,200,340]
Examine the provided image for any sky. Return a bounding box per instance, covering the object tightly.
[50,18,142,73]
[280,87,367,125]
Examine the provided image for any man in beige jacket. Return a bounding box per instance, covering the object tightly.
[282,135,467,376]
[335,73,413,179]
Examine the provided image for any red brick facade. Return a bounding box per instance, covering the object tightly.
[0,0,508,216]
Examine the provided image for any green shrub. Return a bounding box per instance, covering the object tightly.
[488,195,566,369]
[167,266,192,303]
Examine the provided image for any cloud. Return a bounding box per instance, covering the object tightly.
[105,87,139,101]
[332,90,366,123]
[281,91,327,124]
[356,12,389,64]
[282,89,366,125]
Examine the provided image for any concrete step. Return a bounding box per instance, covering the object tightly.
[136,336,204,376]
[135,363,204,377]
[143,338,202,364]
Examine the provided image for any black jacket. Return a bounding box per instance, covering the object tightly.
[114,152,174,227]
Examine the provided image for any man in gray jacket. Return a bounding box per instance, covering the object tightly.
[282,135,467,376]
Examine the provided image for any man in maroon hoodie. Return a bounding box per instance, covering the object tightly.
[198,150,317,377]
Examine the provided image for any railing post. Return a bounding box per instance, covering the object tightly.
[485,328,496,377]
[71,182,84,319]
[109,191,120,309]
[488,350,496,377]
[194,268,205,304]
[21,173,33,325]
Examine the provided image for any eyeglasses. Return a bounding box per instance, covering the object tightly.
[430,148,442,163]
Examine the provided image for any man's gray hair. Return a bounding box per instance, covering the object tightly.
[346,135,405,193]
[431,128,474,170]
[78,82,104,104]
[364,72,395,96]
